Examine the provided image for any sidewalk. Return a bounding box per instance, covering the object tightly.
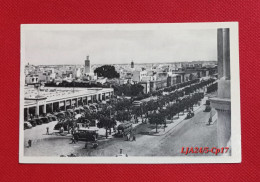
[150,96,208,136]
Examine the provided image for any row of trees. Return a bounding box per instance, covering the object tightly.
[113,84,144,96]
[104,78,215,127]
[162,79,200,93]
[148,93,204,132]
[54,78,217,136]
[45,80,108,88]
[133,78,216,101]
[206,82,218,93]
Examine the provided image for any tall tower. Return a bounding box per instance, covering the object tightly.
[131,60,134,69]
[85,55,90,74]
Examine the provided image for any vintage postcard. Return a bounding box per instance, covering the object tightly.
[19,22,241,163]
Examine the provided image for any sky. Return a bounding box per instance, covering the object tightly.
[24,29,217,65]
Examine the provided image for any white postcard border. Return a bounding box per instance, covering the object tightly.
[19,22,241,164]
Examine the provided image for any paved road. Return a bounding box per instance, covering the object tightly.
[24,104,217,157]
[24,120,59,145]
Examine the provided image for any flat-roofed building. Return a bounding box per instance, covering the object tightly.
[25,75,39,85]
[23,86,114,120]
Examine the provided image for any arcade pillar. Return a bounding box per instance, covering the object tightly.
[43,104,46,115]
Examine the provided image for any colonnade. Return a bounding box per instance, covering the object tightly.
[24,91,113,120]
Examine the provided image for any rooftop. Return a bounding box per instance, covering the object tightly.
[24,86,113,107]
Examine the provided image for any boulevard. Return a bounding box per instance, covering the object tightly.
[24,99,217,157]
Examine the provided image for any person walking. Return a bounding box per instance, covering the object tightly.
[127,133,130,141]
[71,136,76,144]
[132,134,136,141]
[60,126,64,134]
[28,140,32,147]
[74,134,79,142]
[46,127,49,135]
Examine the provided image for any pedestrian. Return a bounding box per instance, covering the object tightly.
[132,134,136,141]
[127,133,130,141]
[84,142,88,149]
[28,140,32,147]
[46,127,49,135]
[71,136,76,144]
[93,142,98,149]
[74,134,79,142]
[60,126,64,134]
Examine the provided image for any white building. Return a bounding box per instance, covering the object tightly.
[25,75,39,85]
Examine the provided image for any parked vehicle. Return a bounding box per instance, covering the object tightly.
[89,104,97,113]
[39,117,50,124]
[47,115,57,121]
[83,105,90,110]
[73,127,98,141]
[77,106,85,112]
[204,100,211,112]
[115,123,132,137]
[204,105,212,112]
[54,112,66,119]
[35,118,43,125]
[205,100,210,105]
[66,109,74,115]
[24,122,32,129]
[185,111,195,119]
[29,120,37,127]
[53,119,75,132]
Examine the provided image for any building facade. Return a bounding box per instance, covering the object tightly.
[24,87,114,120]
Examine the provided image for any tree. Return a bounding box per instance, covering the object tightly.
[146,100,157,118]
[148,113,164,133]
[115,99,132,112]
[131,106,143,123]
[159,109,167,127]
[206,82,218,93]
[97,115,116,139]
[116,110,131,122]
[130,84,144,96]
[94,65,120,79]
[113,84,144,97]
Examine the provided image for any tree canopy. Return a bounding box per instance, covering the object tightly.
[113,84,144,96]
[94,65,120,79]
[148,113,165,133]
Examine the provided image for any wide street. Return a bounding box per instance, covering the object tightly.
[24,102,217,157]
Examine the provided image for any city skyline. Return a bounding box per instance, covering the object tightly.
[24,29,217,65]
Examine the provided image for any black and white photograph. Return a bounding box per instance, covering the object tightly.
[19,23,240,163]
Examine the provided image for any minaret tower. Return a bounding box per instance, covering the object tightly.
[85,55,90,74]
[131,60,134,69]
